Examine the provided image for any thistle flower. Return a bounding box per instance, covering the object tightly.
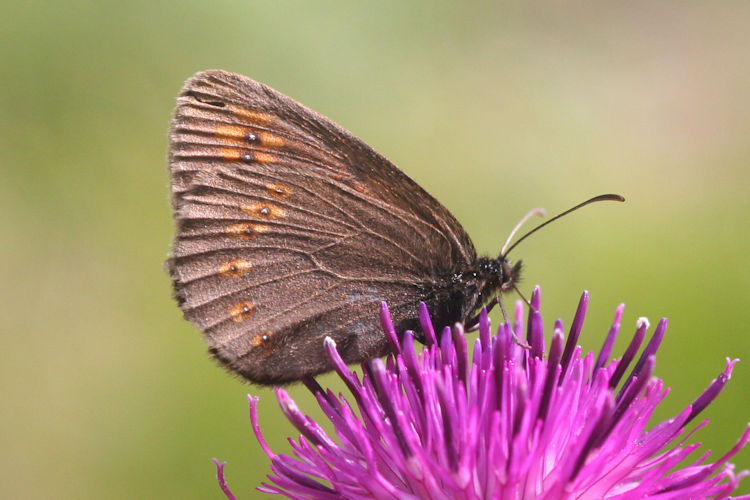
[216,287,750,499]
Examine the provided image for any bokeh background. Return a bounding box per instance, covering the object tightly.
[2,1,749,498]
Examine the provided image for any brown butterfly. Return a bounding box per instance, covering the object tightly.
[167,70,620,385]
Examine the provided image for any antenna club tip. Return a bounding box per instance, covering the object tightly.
[502,193,626,256]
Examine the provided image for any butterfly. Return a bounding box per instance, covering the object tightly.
[167,70,621,385]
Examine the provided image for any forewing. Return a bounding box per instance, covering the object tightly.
[168,70,475,384]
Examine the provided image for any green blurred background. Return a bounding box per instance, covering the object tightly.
[2,1,749,498]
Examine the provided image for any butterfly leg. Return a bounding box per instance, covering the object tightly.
[512,284,537,312]
[465,296,501,332]
[466,295,531,349]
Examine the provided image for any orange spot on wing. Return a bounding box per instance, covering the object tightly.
[242,202,286,220]
[230,106,274,125]
[230,301,255,322]
[226,223,269,239]
[214,124,248,145]
[214,125,283,148]
[259,131,284,147]
[251,330,273,347]
[218,147,243,160]
[253,152,276,163]
[219,259,253,278]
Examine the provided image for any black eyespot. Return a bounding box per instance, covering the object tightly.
[241,152,254,163]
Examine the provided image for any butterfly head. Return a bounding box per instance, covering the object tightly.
[477,256,522,299]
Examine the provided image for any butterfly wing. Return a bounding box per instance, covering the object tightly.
[168,70,476,384]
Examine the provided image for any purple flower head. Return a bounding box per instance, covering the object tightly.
[217,288,750,499]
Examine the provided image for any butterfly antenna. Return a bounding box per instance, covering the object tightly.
[500,208,547,256]
[503,194,625,257]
